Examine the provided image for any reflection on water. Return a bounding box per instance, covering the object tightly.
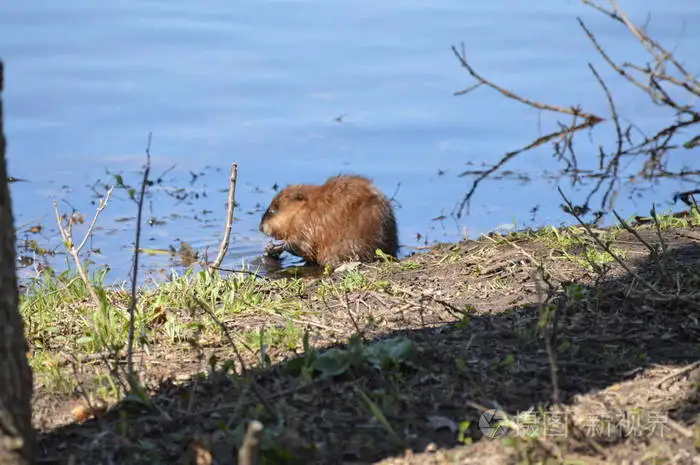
[1,0,699,284]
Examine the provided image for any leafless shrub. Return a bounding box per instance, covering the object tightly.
[453,0,699,219]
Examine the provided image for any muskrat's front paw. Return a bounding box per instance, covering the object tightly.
[263,240,286,258]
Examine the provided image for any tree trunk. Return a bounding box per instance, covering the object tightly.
[0,60,35,464]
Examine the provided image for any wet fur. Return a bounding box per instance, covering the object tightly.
[259,174,398,267]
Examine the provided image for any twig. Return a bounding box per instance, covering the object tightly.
[53,186,114,308]
[266,312,339,331]
[579,16,697,116]
[391,284,467,319]
[126,133,152,386]
[67,356,97,417]
[624,62,700,101]
[559,188,700,303]
[610,209,665,275]
[97,351,128,396]
[451,43,604,122]
[657,360,700,390]
[237,420,264,465]
[497,233,543,268]
[453,81,483,97]
[210,266,266,281]
[455,118,600,217]
[389,181,402,208]
[649,204,668,256]
[555,115,581,176]
[582,0,699,91]
[14,215,45,233]
[452,0,699,216]
[608,0,660,64]
[577,18,653,99]
[340,293,364,338]
[588,63,624,164]
[211,163,238,270]
[665,417,694,439]
[195,296,277,420]
[609,0,700,98]
[533,265,561,404]
[564,408,609,459]
[558,186,665,297]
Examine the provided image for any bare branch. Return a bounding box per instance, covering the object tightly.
[126,132,152,386]
[588,63,623,162]
[211,163,238,270]
[454,118,600,218]
[451,43,604,123]
[53,186,114,308]
[582,0,700,90]
[577,18,655,99]
[558,186,665,297]
[453,1,698,215]
[624,62,700,99]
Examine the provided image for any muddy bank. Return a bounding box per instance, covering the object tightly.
[28,221,700,464]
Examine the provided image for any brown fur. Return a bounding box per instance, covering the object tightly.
[259,174,399,267]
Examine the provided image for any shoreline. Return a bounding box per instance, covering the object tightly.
[24,212,700,464]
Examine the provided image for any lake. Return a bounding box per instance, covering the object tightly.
[1,0,699,285]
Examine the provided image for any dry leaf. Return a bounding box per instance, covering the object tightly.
[70,404,92,424]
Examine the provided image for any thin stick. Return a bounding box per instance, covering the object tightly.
[449,0,699,218]
[577,18,653,98]
[588,63,624,163]
[237,420,264,465]
[53,186,114,308]
[649,204,669,257]
[558,186,664,297]
[451,43,604,122]
[578,16,697,116]
[126,133,152,385]
[610,209,665,275]
[528,256,562,405]
[455,118,599,217]
[608,0,659,63]
[210,266,266,280]
[211,163,238,270]
[623,63,700,100]
[582,0,699,90]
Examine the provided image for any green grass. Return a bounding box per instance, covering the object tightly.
[20,264,316,397]
[507,225,625,270]
[316,269,390,298]
[20,206,700,408]
[29,351,77,394]
[20,256,415,402]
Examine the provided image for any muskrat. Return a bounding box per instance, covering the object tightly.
[259,174,399,268]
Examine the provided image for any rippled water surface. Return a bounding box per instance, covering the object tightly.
[1,0,699,283]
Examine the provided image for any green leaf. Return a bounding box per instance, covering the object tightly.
[312,348,350,377]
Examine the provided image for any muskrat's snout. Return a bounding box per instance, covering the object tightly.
[259,218,268,235]
[258,211,268,233]
[259,207,275,236]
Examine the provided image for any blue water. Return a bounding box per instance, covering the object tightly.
[1,0,699,283]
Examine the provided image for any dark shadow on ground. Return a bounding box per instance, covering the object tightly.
[33,227,700,464]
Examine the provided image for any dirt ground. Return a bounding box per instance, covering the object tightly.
[31,224,700,464]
